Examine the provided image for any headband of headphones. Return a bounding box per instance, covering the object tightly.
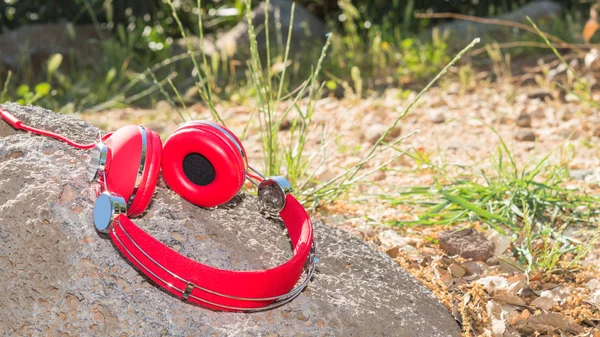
[108,195,314,311]
[1,107,317,312]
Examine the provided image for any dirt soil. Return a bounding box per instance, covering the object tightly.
[81,77,600,336]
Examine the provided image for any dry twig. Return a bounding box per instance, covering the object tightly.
[415,12,587,55]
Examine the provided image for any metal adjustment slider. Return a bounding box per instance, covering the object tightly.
[93,192,127,233]
[182,282,195,301]
[87,131,108,182]
[257,176,293,213]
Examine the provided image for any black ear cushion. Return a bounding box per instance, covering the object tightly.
[127,129,162,216]
[183,153,216,186]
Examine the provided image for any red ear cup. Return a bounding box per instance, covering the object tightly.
[102,125,162,216]
[161,122,247,207]
[127,129,162,217]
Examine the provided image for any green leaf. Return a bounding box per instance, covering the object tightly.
[47,54,63,76]
[35,83,51,96]
[66,22,76,41]
[105,67,117,85]
[17,84,30,97]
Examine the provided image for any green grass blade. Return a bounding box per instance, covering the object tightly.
[440,191,510,224]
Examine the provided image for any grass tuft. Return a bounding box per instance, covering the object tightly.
[386,123,600,274]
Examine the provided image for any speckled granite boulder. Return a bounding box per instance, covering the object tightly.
[0,103,460,337]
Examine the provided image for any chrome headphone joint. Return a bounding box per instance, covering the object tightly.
[246,166,292,213]
[87,131,108,182]
[258,176,293,213]
[94,192,127,233]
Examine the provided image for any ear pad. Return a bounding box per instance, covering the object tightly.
[127,129,162,217]
[102,125,161,216]
[161,122,247,207]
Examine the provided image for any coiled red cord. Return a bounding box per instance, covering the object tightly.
[0,107,96,150]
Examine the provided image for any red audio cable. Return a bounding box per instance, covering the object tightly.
[0,107,96,150]
[247,172,264,182]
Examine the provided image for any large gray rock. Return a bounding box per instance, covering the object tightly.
[217,0,327,57]
[0,23,100,75]
[181,0,327,60]
[0,103,460,336]
[424,1,563,45]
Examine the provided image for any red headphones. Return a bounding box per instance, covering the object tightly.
[1,107,316,312]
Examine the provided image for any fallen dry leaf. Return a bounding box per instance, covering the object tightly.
[530,296,555,311]
[477,276,510,296]
[584,5,599,43]
[461,261,482,276]
[486,229,511,257]
[508,309,530,327]
[584,19,599,43]
[509,310,584,335]
[539,288,569,306]
[486,301,509,337]
[435,266,454,288]
[449,263,466,278]
[529,271,542,282]
[585,48,599,68]
[506,274,528,295]
[491,318,506,336]
[386,246,400,258]
[590,290,600,307]
[487,300,503,320]
[492,294,528,307]
[541,283,560,290]
[588,279,599,292]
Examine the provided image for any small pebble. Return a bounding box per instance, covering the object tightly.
[461,261,482,276]
[427,110,446,124]
[386,247,400,258]
[527,89,552,100]
[364,124,401,144]
[515,113,531,128]
[372,170,386,181]
[514,129,536,142]
[448,263,466,278]
[486,257,500,266]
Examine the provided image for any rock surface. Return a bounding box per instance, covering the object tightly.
[218,0,327,56]
[438,228,495,262]
[425,1,563,45]
[0,103,460,336]
[181,0,327,59]
[0,23,100,74]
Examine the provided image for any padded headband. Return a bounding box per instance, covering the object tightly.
[109,194,314,311]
